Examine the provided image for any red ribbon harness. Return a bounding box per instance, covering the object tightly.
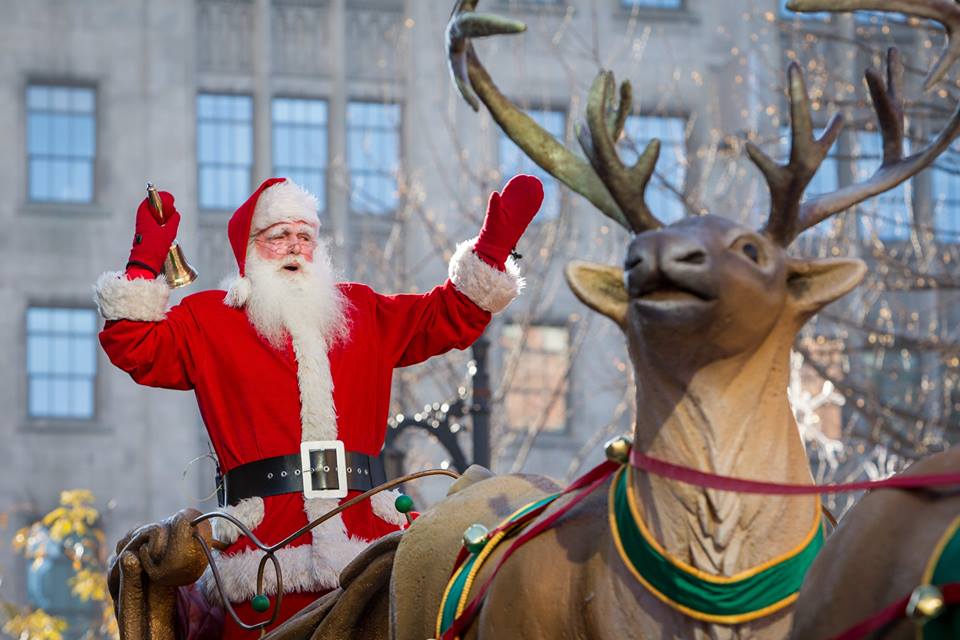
[439,447,960,640]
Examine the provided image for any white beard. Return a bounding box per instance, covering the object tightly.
[243,241,349,349]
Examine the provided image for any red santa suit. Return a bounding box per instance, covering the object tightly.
[94,178,527,635]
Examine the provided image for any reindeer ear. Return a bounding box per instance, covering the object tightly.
[786,257,867,315]
[565,261,628,328]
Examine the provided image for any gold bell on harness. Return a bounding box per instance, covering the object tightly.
[907,584,944,622]
[462,523,489,554]
[604,435,633,464]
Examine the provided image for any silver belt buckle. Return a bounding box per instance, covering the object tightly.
[300,440,348,499]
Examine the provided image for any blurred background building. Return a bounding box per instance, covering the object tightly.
[1,0,957,634]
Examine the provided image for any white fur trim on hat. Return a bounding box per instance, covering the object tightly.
[210,497,265,546]
[93,271,169,321]
[251,179,320,236]
[448,238,524,314]
[220,273,251,308]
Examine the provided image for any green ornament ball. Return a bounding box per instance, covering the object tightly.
[251,594,270,612]
[395,494,415,514]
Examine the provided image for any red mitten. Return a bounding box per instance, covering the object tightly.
[474,174,544,270]
[126,191,180,277]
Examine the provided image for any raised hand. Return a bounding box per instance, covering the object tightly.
[473,174,544,270]
[127,191,181,276]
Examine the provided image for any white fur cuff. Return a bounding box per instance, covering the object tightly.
[448,238,524,314]
[93,271,169,321]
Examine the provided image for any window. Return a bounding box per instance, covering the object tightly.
[499,108,565,221]
[780,0,909,23]
[933,160,960,242]
[347,101,401,215]
[27,307,98,420]
[27,84,96,203]
[620,115,687,224]
[854,10,909,24]
[197,94,253,210]
[855,132,911,241]
[623,0,682,9]
[501,324,569,433]
[861,347,922,413]
[273,97,327,215]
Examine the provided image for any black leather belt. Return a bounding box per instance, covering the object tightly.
[220,448,386,507]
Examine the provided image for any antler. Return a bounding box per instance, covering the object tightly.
[746,63,844,246]
[788,0,960,90]
[577,72,663,233]
[446,0,663,232]
[752,41,960,246]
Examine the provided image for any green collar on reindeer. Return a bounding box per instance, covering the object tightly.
[609,466,824,625]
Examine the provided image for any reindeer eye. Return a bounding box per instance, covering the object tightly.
[742,243,760,263]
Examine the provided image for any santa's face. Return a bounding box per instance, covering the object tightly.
[243,219,347,349]
[252,221,318,272]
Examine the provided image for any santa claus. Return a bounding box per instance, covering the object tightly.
[94,175,543,638]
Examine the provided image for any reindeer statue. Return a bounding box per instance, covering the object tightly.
[387,1,960,639]
[106,2,959,638]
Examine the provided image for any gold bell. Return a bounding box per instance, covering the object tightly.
[604,435,634,464]
[147,183,199,289]
[162,244,199,288]
[906,584,944,622]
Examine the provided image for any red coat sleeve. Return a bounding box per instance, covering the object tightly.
[374,280,491,368]
[99,301,204,390]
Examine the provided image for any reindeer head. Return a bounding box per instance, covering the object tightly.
[448,0,960,373]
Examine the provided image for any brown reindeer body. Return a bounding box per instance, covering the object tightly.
[791,448,960,639]
[390,2,960,638]
[391,215,861,640]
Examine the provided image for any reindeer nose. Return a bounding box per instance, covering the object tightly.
[625,239,656,274]
[662,239,710,271]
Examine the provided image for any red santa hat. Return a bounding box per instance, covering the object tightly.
[227,177,321,276]
[223,177,321,307]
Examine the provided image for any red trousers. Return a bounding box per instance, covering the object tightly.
[176,585,330,640]
[222,591,330,639]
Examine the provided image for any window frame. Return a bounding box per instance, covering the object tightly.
[852,130,913,243]
[25,81,98,206]
[497,105,568,223]
[196,92,254,213]
[620,112,689,225]
[621,0,685,11]
[24,304,100,425]
[500,322,573,436]
[932,162,960,244]
[271,95,329,218]
[345,99,403,218]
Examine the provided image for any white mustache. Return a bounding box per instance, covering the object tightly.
[279,255,309,271]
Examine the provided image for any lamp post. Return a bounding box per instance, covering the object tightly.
[382,335,491,477]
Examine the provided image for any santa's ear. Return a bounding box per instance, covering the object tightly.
[786,257,866,317]
[565,261,628,329]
